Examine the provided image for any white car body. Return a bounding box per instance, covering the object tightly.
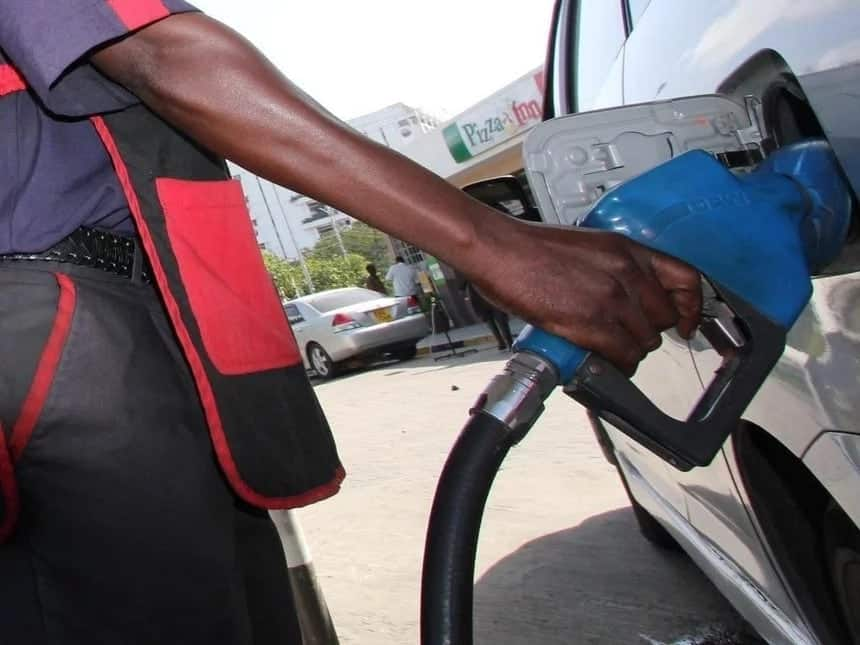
[536,1,860,643]
[285,287,429,378]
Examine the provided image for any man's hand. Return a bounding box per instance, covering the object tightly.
[469,217,702,375]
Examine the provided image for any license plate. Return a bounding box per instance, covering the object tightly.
[373,308,393,323]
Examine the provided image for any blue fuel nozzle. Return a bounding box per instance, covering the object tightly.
[512,140,852,470]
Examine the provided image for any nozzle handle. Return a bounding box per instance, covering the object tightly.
[515,284,786,470]
[513,140,851,470]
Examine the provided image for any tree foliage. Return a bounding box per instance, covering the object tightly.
[263,250,368,300]
[262,251,300,298]
[305,253,367,292]
[263,221,394,300]
[307,221,393,273]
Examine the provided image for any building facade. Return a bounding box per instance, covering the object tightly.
[398,66,545,188]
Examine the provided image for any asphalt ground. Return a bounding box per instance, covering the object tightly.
[297,347,765,644]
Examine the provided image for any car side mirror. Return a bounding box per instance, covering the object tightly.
[462,176,541,222]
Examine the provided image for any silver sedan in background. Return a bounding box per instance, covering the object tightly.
[285,287,429,379]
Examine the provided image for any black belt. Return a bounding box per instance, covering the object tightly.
[0,227,152,283]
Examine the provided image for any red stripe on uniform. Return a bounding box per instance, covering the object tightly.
[0,425,20,543]
[106,0,170,30]
[0,64,26,97]
[90,116,345,510]
[10,274,77,462]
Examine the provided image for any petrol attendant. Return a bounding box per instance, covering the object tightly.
[0,2,701,642]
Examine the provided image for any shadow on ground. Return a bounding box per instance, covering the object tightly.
[310,343,513,384]
[473,508,764,645]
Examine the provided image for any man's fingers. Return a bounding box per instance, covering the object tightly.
[563,323,643,378]
[649,253,702,339]
[634,277,681,333]
[616,297,663,355]
[670,288,702,338]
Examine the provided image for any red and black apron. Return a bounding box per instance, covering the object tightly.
[0,83,344,542]
[91,106,345,506]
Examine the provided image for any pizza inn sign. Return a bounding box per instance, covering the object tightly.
[444,69,545,163]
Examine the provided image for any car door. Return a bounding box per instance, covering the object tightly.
[621,0,860,626]
[547,0,697,516]
[619,0,798,610]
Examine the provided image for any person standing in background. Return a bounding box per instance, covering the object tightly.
[385,255,420,297]
[365,263,387,294]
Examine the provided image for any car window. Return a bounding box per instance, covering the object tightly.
[284,303,305,324]
[626,0,651,28]
[304,288,383,313]
[573,0,626,111]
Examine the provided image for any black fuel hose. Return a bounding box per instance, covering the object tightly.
[420,410,519,645]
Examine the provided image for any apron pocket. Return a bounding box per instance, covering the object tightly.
[155,177,300,376]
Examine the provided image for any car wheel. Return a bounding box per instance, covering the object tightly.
[616,466,681,551]
[308,343,338,379]
[393,345,418,361]
[823,501,860,643]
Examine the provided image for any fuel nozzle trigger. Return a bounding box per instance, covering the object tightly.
[559,284,786,471]
[515,140,852,471]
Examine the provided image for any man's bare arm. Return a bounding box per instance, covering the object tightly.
[91,15,485,270]
[91,13,701,374]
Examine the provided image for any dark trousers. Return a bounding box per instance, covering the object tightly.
[0,263,301,644]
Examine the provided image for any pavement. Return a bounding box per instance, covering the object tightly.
[416,318,527,356]
[293,350,763,645]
